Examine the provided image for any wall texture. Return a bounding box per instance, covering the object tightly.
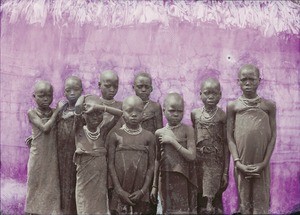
[1,1,299,214]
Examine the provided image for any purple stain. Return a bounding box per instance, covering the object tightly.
[1,1,299,214]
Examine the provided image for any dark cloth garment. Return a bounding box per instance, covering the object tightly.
[234,97,271,214]
[109,129,152,214]
[25,109,60,214]
[57,108,77,214]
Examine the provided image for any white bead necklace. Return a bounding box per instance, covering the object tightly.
[202,106,218,121]
[83,125,101,140]
[121,124,142,135]
[166,123,182,130]
[100,97,116,105]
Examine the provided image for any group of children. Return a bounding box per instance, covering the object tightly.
[25,64,276,215]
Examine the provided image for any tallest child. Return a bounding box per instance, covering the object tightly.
[227,64,276,214]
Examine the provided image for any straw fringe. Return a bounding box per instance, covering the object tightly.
[1,0,299,36]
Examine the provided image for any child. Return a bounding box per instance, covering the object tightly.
[57,76,83,215]
[98,70,123,125]
[150,93,197,214]
[227,64,276,214]
[74,94,123,214]
[191,78,230,214]
[133,72,163,214]
[133,72,163,134]
[108,95,155,214]
[26,80,66,214]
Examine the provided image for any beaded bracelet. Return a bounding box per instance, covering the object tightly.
[177,145,183,151]
[234,158,240,162]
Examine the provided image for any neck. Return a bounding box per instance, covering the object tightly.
[242,93,258,99]
[126,123,140,130]
[67,102,76,109]
[204,105,217,112]
[37,106,51,113]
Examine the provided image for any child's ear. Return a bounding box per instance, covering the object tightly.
[150,86,153,92]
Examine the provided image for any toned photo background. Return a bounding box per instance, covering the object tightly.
[1,1,299,214]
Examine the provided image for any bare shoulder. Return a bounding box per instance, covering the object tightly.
[154,127,165,136]
[217,107,226,122]
[261,97,276,110]
[27,108,37,118]
[182,123,194,133]
[191,108,201,115]
[227,99,238,112]
[151,100,162,110]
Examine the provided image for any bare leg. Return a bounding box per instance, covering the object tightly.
[206,197,214,214]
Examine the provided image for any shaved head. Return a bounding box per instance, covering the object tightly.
[65,76,82,88]
[99,70,119,83]
[122,95,144,110]
[200,78,221,92]
[34,80,53,94]
[134,72,152,85]
[239,64,260,78]
[163,93,184,109]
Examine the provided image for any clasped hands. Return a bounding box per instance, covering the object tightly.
[236,161,265,175]
[116,188,145,206]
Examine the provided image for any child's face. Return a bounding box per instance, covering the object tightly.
[133,76,153,101]
[200,82,221,108]
[122,102,143,127]
[238,68,260,94]
[84,109,104,129]
[99,78,118,100]
[34,85,53,109]
[164,100,184,126]
[64,79,82,104]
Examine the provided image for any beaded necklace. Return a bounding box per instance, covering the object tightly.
[83,125,101,140]
[201,106,218,121]
[166,123,182,130]
[100,97,116,105]
[121,124,143,135]
[36,108,52,118]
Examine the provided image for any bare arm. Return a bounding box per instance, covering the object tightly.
[262,101,277,165]
[150,134,162,204]
[223,115,230,174]
[191,110,196,128]
[28,101,66,133]
[159,126,196,161]
[141,134,155,193]
[226,101,240,161]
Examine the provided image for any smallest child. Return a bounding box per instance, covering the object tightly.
[191,78,229,214]
[151,93,197,214]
